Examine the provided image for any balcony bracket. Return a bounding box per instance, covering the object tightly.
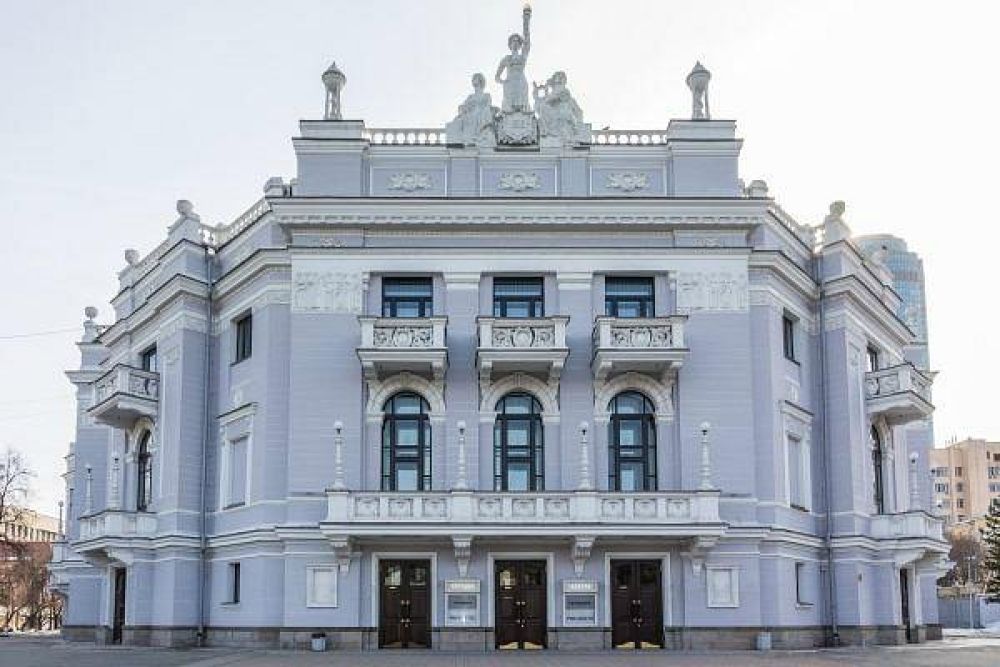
[328,534,358,574]
[681,535,719,577]
[571,535,596,577]
[452,535,473,577]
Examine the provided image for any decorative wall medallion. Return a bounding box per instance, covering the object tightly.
[606,172,649,192]
[498,171,541,192]
[292,270,363,313]
[675,271,749,313]
[388,172,432,192]
[496,111,539,146]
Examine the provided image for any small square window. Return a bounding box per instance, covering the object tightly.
[866,346,880,373]
[605,277,654,318]
[306,566,338,607]
[382,277,433,317]
[493,277,544,318]
[782,315,796,362]
[707,567,740,608]
[227,562,241,604]
[234,314,252,363]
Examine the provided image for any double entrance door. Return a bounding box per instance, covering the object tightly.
[495,560,547,649]
[379,559,431,649]
[610,559,663,649]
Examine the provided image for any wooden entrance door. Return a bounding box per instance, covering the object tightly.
[611,560,663,649]
[111,568,127,644]
[495,560,547,649]
[900,569,914,642]
[379,559,431,649]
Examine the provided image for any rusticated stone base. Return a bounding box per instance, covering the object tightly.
[63,624,935,650]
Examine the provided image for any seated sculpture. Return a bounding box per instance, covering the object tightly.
[446,73,498,146]
[533,71,590,145]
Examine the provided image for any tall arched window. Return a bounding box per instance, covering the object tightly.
[382,392,432,491]
[494,393,544,491]
[608,392,657,491]
[871,425,885,514]
[137,431,153,511]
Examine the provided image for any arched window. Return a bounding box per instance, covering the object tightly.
[494,393,544,491]
[871,426,885,514]
[137,431,153,511]
[382,392,432,491]
[608,392,657,491]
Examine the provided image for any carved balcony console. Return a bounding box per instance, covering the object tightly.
[73,509,158,565]
[476,317,569,388]
[591,316,688,381]
[321,489,724,541]
[864,363,933,426]
[88,364,159,428]
[357,317,448,380]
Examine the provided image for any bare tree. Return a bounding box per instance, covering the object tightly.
[938,527,985,587]
[0,449,34,555]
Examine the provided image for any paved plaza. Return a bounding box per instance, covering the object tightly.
[1,636,1000,667]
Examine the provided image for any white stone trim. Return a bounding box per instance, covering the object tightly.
[478,371,559,421]
[364,371,446,420]
[593,371,674,423]
[305,564,339,608]
[706,565,740,608]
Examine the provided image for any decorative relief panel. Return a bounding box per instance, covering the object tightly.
[292,270,363,313]
[606,172,649,192]
[675,271,749,313]
[491,323,554,348]
[388,172,433,192]
[373,324,434,348]
[498,171,540,192]
[608,324,674,348]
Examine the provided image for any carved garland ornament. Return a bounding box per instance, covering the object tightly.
[388,172,433,192]
[606,172,649,192]
[498,171,541,192]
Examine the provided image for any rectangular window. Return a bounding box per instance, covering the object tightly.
[934,483,949,493]
[228,562,241,604]
[234,313,252,363]
[957,498,965,509]
[955,467,963,477]
[994,454,1000,462]
[227,437,248,507]
[866,345,880,373]
[604,277,654,318]
[382,277,433,317]
[140,345,157,372]
[707,567,740,608]
[956,482,964,492]
[493,277,544,317]
[989,483,1000,493]
[787,436,810,510]
[795,563,810,605]
[991,467,1000,479]
[306,566,338,607]
[782,315,796,362]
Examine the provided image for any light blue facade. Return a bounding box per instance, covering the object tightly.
[49,60,948,651]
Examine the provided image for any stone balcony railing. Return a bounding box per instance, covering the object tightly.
[476,316,570,385]
[870,510,944,542]
[76,509,157,544]
[592,316,688,381]
[864,363,933,426]
[323,489,723,538]
[357,316,448,380]
[89,364,159,428]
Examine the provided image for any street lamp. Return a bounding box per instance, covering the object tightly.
[966,554,978,629]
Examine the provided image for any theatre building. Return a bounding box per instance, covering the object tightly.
[49,8,948,651]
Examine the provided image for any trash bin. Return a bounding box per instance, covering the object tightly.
[311,632,327,652]
[756,631,772,651]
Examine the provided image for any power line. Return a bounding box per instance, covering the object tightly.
[0,327,78,341]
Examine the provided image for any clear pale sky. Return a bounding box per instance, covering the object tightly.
[0,0,996,515]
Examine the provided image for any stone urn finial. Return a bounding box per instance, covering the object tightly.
[84,306,98,321]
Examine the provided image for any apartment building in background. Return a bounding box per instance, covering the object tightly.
[930,438,1000,524]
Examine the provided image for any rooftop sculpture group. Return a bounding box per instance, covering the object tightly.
[325,5,714,147]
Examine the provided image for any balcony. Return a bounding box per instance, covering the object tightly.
[870,511,944,542]
[864,363,933,426]
[88,364,159,428]
[476,316,569,385]
[357,317,448,380]
[322,489,723,539]
[592,316,688,381]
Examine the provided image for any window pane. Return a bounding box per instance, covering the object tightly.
[494,278,543,297]
[619,462,643,491]
[229,438,247,506]
[392,301,423,318]
[395,421,419,446]
[392,394,424,414]
[507,462,530,491]
[616,420,642,447]
[395,462,419,491]
[383,278,432,298]
[505,420,530,447]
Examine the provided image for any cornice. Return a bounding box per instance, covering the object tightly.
[98,275,210,347]
[748,250,819,300]
[822,276,914,345]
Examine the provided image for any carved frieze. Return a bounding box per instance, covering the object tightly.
[498,171,540,192]
[372,325,434,348]
[388,172,433,192]
[606,172,649,192]
[675,271,749,313]
[491,324,554,347]
[608,324,674,348]
[292,270,363,314]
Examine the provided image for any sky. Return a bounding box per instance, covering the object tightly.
[0,0,996,515]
